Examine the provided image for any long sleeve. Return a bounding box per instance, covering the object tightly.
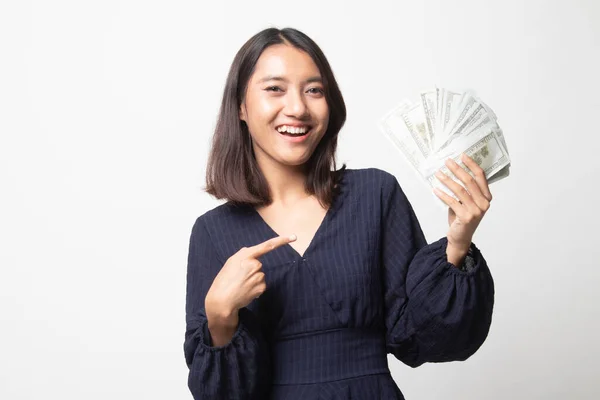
[184,216,271,399]
[380,174,495,368]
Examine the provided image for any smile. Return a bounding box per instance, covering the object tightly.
[276,124,313,136]
[275,124,314,143]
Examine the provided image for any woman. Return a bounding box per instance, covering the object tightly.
[184,27,494,399]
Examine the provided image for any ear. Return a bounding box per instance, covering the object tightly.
[239,103,247,122]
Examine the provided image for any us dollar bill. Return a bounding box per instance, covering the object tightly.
[436,89,462,148]
[379,87,511,203]
[399,101,433,158]
[423,128,510,201]
[420,90,438,147]
[378,100,426,173]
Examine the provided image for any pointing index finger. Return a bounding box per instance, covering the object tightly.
[248,234,297,258]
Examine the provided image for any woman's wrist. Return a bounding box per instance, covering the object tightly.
[446,242,470,268]
[205,301,240,347]
[206,297,238,327]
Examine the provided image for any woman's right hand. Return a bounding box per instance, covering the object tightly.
[205,234,297,318]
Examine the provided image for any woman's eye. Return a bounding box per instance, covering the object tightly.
[264,86,323,95]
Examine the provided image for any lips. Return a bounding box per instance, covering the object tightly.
[278,128,312,137]
[275,126,313,143]
[275,124,313,136]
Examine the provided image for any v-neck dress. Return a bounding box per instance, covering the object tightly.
[184,168,495,400]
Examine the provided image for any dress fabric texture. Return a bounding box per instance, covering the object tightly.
[184,168,495,399]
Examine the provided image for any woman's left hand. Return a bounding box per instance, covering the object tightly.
[433,153,492,255]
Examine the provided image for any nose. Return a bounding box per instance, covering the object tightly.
[283,89,309,119]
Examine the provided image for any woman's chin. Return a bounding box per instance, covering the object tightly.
[280,157,310,167]
[267,145,307,161]
[254,145,314,168]
[275,152,312,167]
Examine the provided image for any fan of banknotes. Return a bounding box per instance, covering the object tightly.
[378,88,511,203]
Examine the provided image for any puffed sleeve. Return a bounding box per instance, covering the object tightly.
[380,174,495,368]
[184,216,271,399]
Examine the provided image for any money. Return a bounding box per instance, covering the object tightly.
[423,129,510,197]
[378,100,427,173]
[379,87,511,203]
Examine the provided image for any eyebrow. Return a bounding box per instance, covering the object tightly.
[257,75,323,84]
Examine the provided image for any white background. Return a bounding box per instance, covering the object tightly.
[1,0,599,399]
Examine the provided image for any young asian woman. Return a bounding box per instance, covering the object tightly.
[183,27,495,400]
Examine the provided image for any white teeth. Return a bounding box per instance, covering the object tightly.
[277,125,309,135]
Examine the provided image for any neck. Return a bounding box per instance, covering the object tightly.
[256,155,310,207]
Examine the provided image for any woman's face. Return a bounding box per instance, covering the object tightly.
[240,44,329,168]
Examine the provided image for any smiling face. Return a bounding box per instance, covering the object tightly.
[239,44,330,169]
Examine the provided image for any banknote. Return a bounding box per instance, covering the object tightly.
[378,87,511,203]
[378,100,426,173]
[420,90,438,146]
[436,88,462,148]
[423,128,510,201]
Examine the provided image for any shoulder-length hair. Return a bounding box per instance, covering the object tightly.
[204,27,347,209]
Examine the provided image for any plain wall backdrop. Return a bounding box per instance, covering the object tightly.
[1,0,599,399]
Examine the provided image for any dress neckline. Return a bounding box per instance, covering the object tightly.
[250,201,334,260]
[247,169,349,260]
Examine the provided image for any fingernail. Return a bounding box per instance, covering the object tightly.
[289,234,297,241]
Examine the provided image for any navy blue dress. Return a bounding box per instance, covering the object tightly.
[184,168,494,399]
